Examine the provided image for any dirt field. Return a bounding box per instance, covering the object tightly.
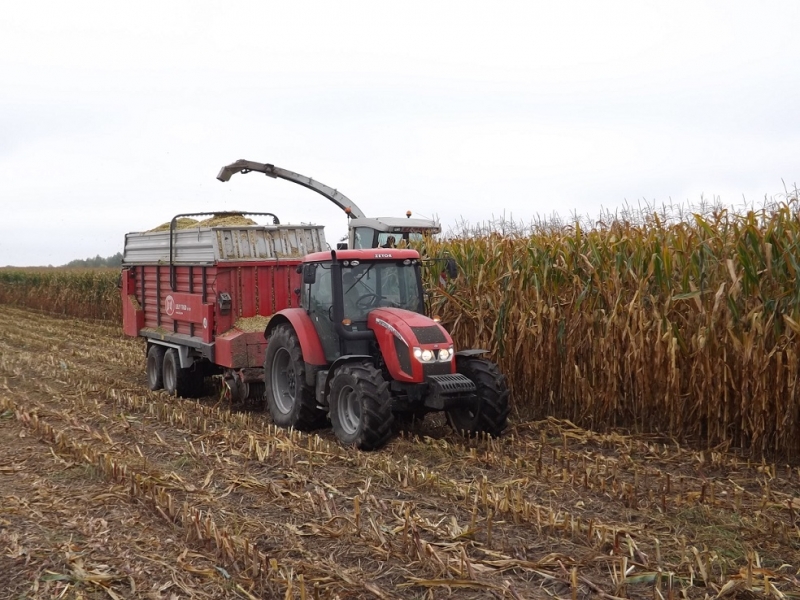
[1,306,799,599]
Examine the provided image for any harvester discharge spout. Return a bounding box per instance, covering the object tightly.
[217,159,366,219]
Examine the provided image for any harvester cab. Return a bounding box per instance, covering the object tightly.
[217,159,441,249]
[348,215,442,250]
[262,247,510,449]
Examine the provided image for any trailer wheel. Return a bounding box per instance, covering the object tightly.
[264,325,325,430]
[447,358,510,438]
[146,344,166,390]
[329,362,394,450]
[162,348,203,398]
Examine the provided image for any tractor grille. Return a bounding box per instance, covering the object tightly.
[423,362,454,378]
[412,326,447,344]
[428,374,476,395]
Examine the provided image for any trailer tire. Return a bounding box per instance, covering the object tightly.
[264,325,325,430]
[329,362,394,450]
[447,358,509,438]
[146,344,166,391]
[162,348,203,398]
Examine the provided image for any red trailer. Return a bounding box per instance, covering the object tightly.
[121,212,327,400]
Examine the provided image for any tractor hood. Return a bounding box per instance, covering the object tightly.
[367,308,455,383]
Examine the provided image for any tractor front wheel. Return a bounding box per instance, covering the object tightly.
[447,358,510,438]
[329,362,394,450]
[264,325,325,430]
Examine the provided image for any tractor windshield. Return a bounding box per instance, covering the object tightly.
[341,261,423,321]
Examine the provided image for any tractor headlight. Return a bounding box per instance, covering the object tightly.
[438,347,453,362]
[413,347,435,362]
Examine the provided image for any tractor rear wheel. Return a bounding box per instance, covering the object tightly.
[162,348,204,397]
[146,344,166,391]
[447,358,510,438]
[329,362,394,450]
[264,325,325,430]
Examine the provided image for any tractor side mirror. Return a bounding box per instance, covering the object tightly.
[446,258,458,280]
[302,263,317,284]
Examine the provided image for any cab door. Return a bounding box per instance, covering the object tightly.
[306,263,339,362]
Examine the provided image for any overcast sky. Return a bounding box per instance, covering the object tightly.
[1,1,799,266]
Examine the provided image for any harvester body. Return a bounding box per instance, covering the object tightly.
[217,159,442,249]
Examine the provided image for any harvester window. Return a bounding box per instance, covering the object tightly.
[378,233,396,248]
[378,231,423,248]
[353,227,375,249]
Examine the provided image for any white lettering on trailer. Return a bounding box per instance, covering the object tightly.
[165,294,192,317]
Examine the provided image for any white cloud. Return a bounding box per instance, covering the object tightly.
[1,1,799,265]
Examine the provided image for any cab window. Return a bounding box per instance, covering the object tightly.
[309,266,332,312]
[353,227,376,249]
[377,233,398,248]
[341,261,422,321]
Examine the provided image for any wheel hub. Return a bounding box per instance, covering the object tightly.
[271,347,297,415]
[338,384,361,436]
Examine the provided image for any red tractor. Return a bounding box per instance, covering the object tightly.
[263,247,510,449]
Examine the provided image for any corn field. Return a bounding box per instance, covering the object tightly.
[424,198,800,458]
[0,267,121,321]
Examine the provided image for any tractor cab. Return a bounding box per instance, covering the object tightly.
[298,248,426,363]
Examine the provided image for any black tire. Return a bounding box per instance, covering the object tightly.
[264,325,326,430]
[162,348,203,398]
[447,358,510,438]
[329,362,394,450]
[146,344,166,391]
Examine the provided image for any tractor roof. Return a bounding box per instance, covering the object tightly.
[304,248,421,263]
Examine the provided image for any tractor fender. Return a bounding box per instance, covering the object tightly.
[322,355,374,403]
[265,309,327,366]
